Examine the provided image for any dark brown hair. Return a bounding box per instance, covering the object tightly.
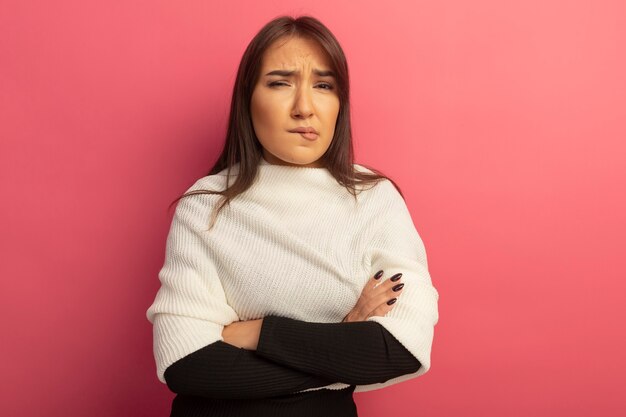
[169,14,403,230]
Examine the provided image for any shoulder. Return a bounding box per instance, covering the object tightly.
[186,165,239,195]
[353,163,374,174]
[172,171,232,220]
[353,163,402,201]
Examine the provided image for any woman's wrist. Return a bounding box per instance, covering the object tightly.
[222,318,264,350]
[250,318,263,350]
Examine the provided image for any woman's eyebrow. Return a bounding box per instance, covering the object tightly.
[264,69,336,78]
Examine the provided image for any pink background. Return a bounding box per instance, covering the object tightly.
[1,1,625,416]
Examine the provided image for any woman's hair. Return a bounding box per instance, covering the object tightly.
[170,14,404,230]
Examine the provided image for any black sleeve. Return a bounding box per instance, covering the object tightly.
[255,316,422,385]
[163,339,337,400]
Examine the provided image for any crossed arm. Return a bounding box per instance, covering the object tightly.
[163,315,421,400]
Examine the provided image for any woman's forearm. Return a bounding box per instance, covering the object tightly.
[164,315,421,398]
[163,340,337,400]
[255,315,421,385]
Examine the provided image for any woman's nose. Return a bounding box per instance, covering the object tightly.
[291,87,314,118]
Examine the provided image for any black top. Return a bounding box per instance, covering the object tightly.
[163,315,421,417]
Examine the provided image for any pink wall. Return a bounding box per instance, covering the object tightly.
[1,1,624,416]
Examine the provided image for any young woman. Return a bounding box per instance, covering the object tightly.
[146,15,440,417]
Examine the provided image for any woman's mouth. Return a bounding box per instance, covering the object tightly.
[292,132,319,141]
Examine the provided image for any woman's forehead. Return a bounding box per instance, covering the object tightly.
[262,37,332,71]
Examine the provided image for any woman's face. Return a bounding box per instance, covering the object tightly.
[250,36,340,168]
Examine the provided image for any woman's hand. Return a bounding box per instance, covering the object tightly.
[222,270,404,343]
[222,318,263,350]
[342,270,405,322]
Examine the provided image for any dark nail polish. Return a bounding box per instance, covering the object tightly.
[374,270,384,279]
[392,283,404,292]
[390,273,403,282]
[387,298,397,305]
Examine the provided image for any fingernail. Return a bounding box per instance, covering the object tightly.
[390,273,403,282]
[387,298,397,305]
[374,270,384,279]
[392,283,404,292]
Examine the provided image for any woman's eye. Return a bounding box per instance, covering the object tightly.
[268,81,334,90]
[268,81,289,87]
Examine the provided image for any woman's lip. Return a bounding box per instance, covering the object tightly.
[292,132,318,141]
